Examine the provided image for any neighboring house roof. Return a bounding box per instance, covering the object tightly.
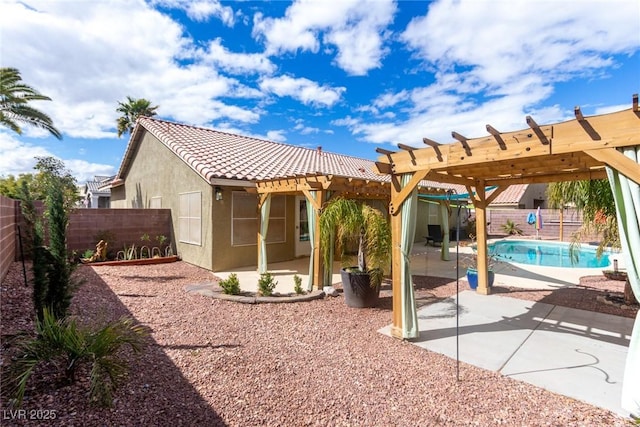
[115,117,460,192]
[488,184,529,206]
[85,175,115,195]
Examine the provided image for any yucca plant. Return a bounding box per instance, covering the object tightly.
[3,308,148,407]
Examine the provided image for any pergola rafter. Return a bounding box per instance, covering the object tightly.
[375,95,640,339]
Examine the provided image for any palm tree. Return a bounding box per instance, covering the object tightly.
[116,96,158,137]
[547,180,636,304]
[0,67,62,139]
[547,180,618,251]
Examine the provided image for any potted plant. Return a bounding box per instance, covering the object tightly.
[464,234,499,290]
[319,198,391,308]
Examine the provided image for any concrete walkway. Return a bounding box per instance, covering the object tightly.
[379,291,634,417]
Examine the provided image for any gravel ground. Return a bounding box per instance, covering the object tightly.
[1,261,635,426]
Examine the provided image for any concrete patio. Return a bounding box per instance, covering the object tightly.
[212,242,614,293]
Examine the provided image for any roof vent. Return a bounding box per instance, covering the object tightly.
[317,146,322,154]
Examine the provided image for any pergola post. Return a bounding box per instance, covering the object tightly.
[390,205,404,337]
[257,193,271,274]
[470,183,491,295]
[389,170,428,339]
[312,190,324,290]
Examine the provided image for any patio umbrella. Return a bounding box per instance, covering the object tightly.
[535,206,543,239]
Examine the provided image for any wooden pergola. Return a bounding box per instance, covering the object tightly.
[253,173,449,289]
[375,95,640,338]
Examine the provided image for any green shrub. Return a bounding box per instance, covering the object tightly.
[502,219,523,236]
[293,274,303,294]
[2,308,148,407]
[258,272,277,296]
[20,177,76,321]
[219,273,241,295]
[82,249,95,259]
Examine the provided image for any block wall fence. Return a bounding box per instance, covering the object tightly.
[0,195,18,281]
[1,198,172,281]
[486,208,592,241]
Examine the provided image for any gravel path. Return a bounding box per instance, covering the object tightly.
[1,261,634,426]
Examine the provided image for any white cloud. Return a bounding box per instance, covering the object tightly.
[252,0,396,75]
[0,133,115,182]
[201,38,276,75]
[260,75,345,107]
[401,0,639,94]
[266,130,287,142]
[151,0,235,25]
[373,90,410,109]
[0,133,51,177]
[64,159,117,183]
[294,123,320,135]
[0,0,260,138]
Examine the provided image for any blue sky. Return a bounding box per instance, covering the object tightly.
[1,0,639,183]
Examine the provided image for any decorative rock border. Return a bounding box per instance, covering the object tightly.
[81,255,179,267]
[185,283,326,304]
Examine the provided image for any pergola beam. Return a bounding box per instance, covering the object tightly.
[390,169,430,215]
[585,148,640,186]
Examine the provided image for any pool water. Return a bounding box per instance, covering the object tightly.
[487,240,610,268]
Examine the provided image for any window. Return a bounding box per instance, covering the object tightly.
[179,192,201,245]
[232,192,286,246]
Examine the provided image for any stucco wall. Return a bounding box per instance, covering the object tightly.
[519,184,548,209]
[0,195,18,281]
[109,131,298,272]
[110,132,215,270]
[211,191,295,271]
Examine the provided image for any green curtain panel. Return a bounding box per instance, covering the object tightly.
[606,146,640,417]
[305,191,317,292]
[258,194,271,274]
[439,201,450,261]
[400,173,419,339]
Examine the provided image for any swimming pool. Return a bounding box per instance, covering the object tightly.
[487,240,610,268]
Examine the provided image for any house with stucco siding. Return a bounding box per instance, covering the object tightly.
[108,117,482,272]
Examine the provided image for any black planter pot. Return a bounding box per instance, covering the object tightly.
[340,268,380,308]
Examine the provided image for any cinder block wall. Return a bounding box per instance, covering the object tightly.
[67,209,173,257]
[486,208,595,241]
[0,195,18,281]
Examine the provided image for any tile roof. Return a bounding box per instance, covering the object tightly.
[117,117,459,192]
[488,184,528,205]
[85,175,115,194]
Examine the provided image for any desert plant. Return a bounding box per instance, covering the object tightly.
[258,272,277,296]
[293,274,303,295]
[319,198,391,287]
[2,308,148,407]
[82,249,95,259]
[20,175,77,320]
[155,234,167,247]
[219,273,241,295]
[502,219,523,235]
